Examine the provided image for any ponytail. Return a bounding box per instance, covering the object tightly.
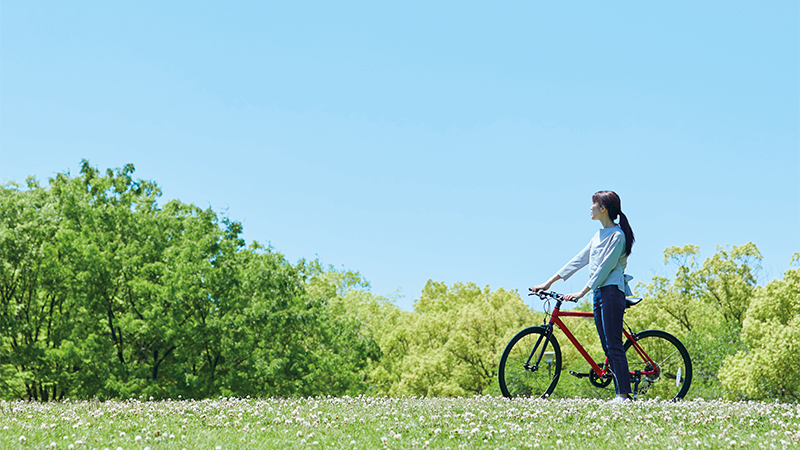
[618,211,635,257]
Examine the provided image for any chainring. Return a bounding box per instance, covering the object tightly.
[589,368,613,388]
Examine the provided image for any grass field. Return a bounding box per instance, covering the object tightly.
[0,396,798,449]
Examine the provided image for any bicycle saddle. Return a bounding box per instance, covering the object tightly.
[625,297,643,308]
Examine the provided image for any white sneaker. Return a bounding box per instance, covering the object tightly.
[610,395,631,403]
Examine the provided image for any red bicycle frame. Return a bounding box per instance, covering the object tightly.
[549,304,659,379]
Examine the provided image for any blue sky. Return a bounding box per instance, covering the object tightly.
[2,2,798,311]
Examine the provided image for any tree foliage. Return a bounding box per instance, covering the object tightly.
[718,257,800,401]
[394,281,536,396]
[625,243,763,399]
[0,161,374,400]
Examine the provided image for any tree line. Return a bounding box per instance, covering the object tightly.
[1,162,797,401]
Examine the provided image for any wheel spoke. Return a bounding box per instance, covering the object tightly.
[499,327,561,399]
[625,330,692,400]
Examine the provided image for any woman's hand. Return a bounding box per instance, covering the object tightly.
[563,286,591,301]
[529,283,551,293]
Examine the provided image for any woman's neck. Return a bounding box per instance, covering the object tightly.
[600,217,616,228]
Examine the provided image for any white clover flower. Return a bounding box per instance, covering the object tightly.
[19,435,27,442]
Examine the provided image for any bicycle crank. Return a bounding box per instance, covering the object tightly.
[589,369,613,388]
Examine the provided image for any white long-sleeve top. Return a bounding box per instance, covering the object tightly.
[557,225,627,293]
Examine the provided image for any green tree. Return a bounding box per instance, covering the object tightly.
[388,281,535,397]
[0,161,380,400]
[0,177,69,400]
[630,244,762,399]
[304,262,409,395]
[718,256,800,401]
[206,251,379,398]
[700,243,762,325]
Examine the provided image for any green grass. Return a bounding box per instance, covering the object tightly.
[0,396,798,449]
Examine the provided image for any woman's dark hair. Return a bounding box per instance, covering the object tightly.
[592,190,635,256]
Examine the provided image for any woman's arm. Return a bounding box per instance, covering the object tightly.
[530,240,592,293]
[556,241,591,282]
[530,274,562,293]
[563,285,591,301]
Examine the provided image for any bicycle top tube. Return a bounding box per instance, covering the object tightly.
[529,289,643,315]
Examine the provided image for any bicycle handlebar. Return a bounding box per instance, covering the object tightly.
[527,290,577,303]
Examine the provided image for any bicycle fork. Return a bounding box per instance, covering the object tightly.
[523,326,554,372]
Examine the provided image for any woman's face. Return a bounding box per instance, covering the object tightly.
[590,202,604,221]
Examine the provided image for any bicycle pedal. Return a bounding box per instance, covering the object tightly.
[569,371,590,379]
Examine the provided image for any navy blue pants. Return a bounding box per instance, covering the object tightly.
[593,285,631,395]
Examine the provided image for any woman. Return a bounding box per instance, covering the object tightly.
[530,190,635,401]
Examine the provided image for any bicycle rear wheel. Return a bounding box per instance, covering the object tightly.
[625,329,692,400]
[499,326,561,398]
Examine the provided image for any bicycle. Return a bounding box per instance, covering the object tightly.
[498,290,692,400]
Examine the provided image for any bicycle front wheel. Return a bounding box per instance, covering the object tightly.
[625,329,692,400]
[499,326,561,398]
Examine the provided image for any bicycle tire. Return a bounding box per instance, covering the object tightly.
[624,329,692,400]
[499,326,561,398]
